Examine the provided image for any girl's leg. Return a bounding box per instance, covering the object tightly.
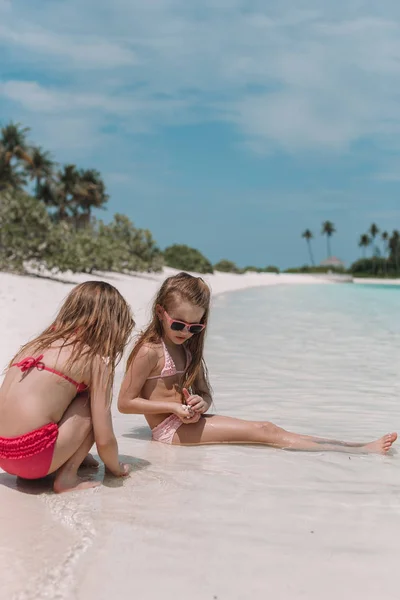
[173,415,397,454]
[48,394,100,493]
[53,431,99,493]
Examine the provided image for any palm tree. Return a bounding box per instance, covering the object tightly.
[25,146,55,196]
[369,222,380,259]
[381,230,389,275]
[37,164,80,222]
[0,122,31,166]
[389,230,400,274]
[0,122,32,190]
[369,223,379,240]
[301,229,315,266]
[0,153,26,191]
[381,231,389,257]
[73,169,108,226]
[321,221,336,258]
[36,178,58,210]
[56,164,80,221]
[358,234,371,258]
[36,164,109,226]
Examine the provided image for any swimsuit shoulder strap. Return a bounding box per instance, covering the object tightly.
[160,339,177,377]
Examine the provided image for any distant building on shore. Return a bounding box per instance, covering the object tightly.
[320,256,345,269]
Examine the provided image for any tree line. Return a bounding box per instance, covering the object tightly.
[2,121,397,278]
[300,222,400,277]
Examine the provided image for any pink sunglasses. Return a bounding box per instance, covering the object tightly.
[163,309,206,334]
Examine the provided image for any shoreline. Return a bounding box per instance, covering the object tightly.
[0,267,332,374]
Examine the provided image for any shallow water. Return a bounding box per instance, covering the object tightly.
[6,284,400,600]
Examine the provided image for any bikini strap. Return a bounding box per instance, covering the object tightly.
[44,366,87,392]
[160,339,176,376]
[12,355,87,392]
[12,355,45,372]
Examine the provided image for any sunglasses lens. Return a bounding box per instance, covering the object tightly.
[170,321,185,331]
[189,325,204,334]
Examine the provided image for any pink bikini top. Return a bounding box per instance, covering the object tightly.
[11,355,88,393]
[147,340,191,380]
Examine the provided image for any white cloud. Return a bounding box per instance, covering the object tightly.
[2,1,400,154]
[0,24,137,69]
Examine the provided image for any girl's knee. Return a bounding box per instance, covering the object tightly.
[254,421,283,440]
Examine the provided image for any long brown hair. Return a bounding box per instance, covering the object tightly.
[10,281,134,391]
[126,272,212,397]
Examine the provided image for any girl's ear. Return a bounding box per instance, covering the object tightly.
[155,304,163,320]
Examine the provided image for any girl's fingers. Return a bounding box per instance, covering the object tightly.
[191,398,203,408]
[187,395,201,406]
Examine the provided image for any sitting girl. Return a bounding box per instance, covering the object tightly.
[119,272,397,453]
[0,281,134,493]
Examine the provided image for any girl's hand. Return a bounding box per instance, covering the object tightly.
[173,402,201,424]
[107,462,131,477]
[119,463,131,477]
[183,388,208,414]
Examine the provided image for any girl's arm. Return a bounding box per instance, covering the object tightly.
[90,356,125,476]
[185,364,213,414]
[118,345,179,415]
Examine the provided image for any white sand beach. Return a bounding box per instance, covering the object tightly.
[1,269,399,600]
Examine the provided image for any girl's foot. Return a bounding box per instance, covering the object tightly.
[79,453,99,469]
[363,432,397,454]
[53,471,101,494]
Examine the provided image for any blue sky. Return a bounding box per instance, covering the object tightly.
[1,0,400,269]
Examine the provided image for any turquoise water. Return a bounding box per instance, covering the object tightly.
[209,284,400,439]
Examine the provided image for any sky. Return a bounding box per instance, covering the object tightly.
[1,0,400,269]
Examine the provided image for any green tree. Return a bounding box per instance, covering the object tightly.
[37,165,109,227]
[381,230,389,275]
[0,122,31,165]
[164,244,213,274]
[321,221,336,258]
[214,259,240,273]
[358,233,371,258]
[301,229,315,266]
[350,257,387,277]
[72,169,109,227]
[381,231,389,257]
[263,265,280,273]
[369,223,379,244]
[389,230,400,274]
[0,153,26,191]
[25,146,55,197]
[106,214,162,272]
[0,190,52,271]
[0,122,32,191]
[55,164,80,222]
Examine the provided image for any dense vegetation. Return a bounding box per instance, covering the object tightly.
[0,122,162,274]
[164,244,214,274]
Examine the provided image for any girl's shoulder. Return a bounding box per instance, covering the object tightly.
[133,342,163,366]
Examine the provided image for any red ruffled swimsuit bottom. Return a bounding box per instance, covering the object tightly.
[0,423,59,479]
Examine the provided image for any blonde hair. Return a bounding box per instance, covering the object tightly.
[126,272,211,397]
[10,281,134,391]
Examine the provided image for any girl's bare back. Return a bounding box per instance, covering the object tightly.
[0,345,90,437]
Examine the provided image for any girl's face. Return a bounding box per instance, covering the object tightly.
[157,301,205,345]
